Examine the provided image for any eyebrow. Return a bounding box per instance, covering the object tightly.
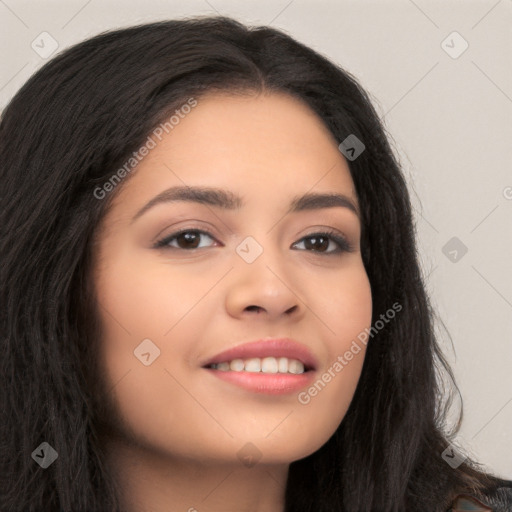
[130,185,360,224]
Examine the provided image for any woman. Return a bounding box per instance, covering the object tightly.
[1,15,510,512]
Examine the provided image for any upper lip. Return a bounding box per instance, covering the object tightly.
[201,337,318,371]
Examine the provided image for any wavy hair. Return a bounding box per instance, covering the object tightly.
[0,15,501,511]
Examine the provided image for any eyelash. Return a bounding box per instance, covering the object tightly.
[153,228,354,255]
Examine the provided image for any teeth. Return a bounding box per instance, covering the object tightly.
[261,357,278,373]
[229,359,244,371]
[244,358,261,372]
[288,359,304,374]
[211,357,305,374]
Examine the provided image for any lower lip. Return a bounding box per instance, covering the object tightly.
[204,368,315,394]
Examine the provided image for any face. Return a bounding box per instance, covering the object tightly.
[92,91,372,467]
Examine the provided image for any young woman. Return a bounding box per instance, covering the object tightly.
[1,15,510,512]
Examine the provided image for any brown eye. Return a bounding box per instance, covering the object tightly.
[292,231,353,255]
[154,229,217,250]
[154,228,353,255]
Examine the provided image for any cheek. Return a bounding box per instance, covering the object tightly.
[92,252,208,450]
[95,252,191,336]
[318,265,373,341]
[92,248,192,401]
[297,268,372,432]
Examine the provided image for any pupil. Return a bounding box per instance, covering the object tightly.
[306,236,327,251]
[180,232,199,248]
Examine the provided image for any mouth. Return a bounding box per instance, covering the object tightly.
[201,338,318,395]
[204,356,313,374]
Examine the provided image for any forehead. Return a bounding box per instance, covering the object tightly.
[158,90,343,162]
[106,91,358,217]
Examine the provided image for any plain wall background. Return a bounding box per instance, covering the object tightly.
[1,0,511,480]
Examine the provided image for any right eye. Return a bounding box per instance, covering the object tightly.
[154,229,219,250]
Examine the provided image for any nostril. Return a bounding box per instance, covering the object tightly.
[246,305,263,313]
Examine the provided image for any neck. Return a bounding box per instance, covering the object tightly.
[104,435,289,512]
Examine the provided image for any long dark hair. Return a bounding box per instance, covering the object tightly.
[0,15,502,511]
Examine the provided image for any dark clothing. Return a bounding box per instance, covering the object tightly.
[449,478,512,511]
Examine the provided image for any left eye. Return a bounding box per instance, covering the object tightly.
[292,231,353,254]
[154,229,353,255]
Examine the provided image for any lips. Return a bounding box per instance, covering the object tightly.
[201,337,318,371]
[201,337,319,395]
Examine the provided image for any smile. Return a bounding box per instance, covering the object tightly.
[207,356,306,374]
[201,337,318,394]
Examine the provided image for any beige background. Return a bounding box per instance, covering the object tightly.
[1,0,511,479]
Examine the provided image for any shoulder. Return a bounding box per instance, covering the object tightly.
[449,478,512,512]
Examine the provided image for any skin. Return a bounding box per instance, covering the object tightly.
[92,90,373,512]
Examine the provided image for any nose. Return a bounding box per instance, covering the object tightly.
[224,246,304,322]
